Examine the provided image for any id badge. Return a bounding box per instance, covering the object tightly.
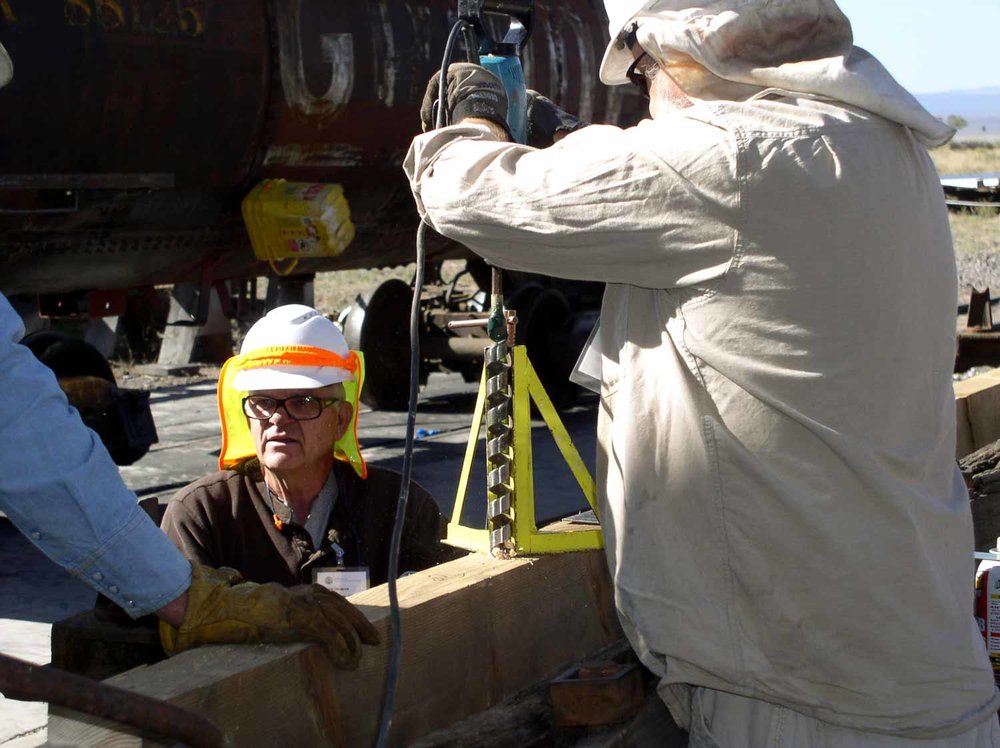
[314,566,370,597]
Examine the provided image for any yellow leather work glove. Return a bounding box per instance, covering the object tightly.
[159,564,380,669]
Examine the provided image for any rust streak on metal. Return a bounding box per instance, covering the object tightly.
[262,144,363,168]
[0,173,175,190]
[967,288,995,332]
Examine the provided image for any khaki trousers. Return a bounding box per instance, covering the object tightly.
[689,688,1000,748]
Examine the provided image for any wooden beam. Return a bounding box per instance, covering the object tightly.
[960,440,1000,551]
[955,369,1000,457]
[408,638,688,748]
[48,550,621,747]
[50,609,163,682]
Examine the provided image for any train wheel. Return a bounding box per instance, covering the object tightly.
[517,288,581,411]
[21,331,153,465]
[343,278,414,411]
[22,331,116,382]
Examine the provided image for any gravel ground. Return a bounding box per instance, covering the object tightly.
[112,364,219,391]
[957,251,1000,304]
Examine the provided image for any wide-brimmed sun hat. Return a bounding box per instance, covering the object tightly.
[598,0,954,146]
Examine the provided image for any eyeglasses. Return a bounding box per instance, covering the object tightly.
[626,52,655,100]
[620,23,656,100]
[242,395,341,421]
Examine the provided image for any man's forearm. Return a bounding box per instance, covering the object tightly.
[462,117,512,142]
[156,590,188,627]
[463,116,571,144]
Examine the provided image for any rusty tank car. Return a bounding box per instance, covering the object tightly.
[0,0,645,423]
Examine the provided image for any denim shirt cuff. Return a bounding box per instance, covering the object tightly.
[71,506,192,618]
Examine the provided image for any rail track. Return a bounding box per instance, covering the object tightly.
[943,173,1000,212]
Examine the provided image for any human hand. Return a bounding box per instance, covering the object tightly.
[159,564,380,669]
[420,62,510,136]
[526,90,586,148]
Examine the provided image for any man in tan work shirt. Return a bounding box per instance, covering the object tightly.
[404,0,999,745]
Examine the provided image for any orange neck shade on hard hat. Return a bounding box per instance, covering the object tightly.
[216,345,368,479]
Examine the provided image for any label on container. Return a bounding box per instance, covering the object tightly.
[974,562,1000,688]
[241,179,356,267]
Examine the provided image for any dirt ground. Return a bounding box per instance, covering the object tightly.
[111,364,219,391]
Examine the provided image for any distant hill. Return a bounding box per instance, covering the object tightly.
[915,87,1000,138]
[916,88,1000,118]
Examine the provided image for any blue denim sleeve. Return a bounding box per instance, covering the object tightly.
[0,295,191,617]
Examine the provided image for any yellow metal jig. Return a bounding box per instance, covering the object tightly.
[446,346,603,555]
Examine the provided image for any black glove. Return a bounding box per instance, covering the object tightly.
[420,63,510,135]
[526,90,586,148]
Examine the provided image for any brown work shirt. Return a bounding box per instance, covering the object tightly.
[161,461,458,587]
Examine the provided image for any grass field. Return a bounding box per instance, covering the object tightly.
[930,142,1000,176]
[949,208,1000,256]
[931,142,1000,256]
[312,266,414,316]
[311,260,475,317]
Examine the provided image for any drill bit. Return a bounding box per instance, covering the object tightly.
[485,268,514,555]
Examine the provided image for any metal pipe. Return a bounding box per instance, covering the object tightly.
[0,652,225,748]
[422,336,491,358]
[446,318,490,330]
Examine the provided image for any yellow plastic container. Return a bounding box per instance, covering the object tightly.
[241,179,356,275]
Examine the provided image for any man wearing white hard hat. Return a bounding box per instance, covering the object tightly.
[162,305,454,592]
[0,55,378,677]
[404,0,998,745]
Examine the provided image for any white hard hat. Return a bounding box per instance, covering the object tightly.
[233,304,354,391]
[0,42,12,88]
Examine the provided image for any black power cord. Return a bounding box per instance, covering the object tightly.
[374,18,470,748]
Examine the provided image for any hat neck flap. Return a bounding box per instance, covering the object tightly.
[217,345,367,479]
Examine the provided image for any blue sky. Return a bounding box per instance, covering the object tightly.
[836,0,1000,94]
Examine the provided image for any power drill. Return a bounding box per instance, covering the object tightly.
[457,0,533,145]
